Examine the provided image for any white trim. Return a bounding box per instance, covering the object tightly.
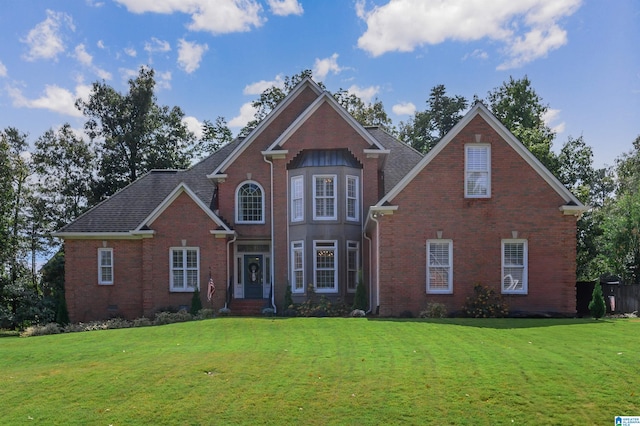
[501,239,528,295]
[377,102,585,208]
[313,240,338,293]
[290,175,304,222]
[346,240,360,293]
[426,240,453,294]
[346,175,359,222]
[170,247,200,292]
[313,174,337,221]
[98,248,113,285]
[235,180,265,224]
[291,240,305,294]
[54,231,155,240]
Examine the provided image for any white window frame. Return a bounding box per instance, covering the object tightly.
[426,240,453,294]
[291,175,304,222]
[313,175,337,221]
[291,241,305,294]
[465,144,491,198]
[170,247,200,292]
[347,241,360,293]
[98,248,113,285]
[502,239,528,294]
[235,180,265,224]
[346,175,359,222]
[313,240,338,293]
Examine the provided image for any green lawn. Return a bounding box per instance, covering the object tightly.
[1,318,638,425]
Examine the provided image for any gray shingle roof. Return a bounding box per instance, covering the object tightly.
[57,138,241,234]
[365,127,424,195]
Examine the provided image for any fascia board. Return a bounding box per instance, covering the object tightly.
[211,79,324,175]
[140,182,231,231]
[52,231,154,240]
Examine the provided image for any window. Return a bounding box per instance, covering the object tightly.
[465,145,490,198]
[313,175,336,220]
[98,248,113,285]
[314,240,337,292]
[170,248,199,292]
[502,240,527,294]
[346,175,359,221]
[291,175,304,222]
[236,181,264,223]
[291,241,304,294]
[426,240,453,293]
[347,241,360,293]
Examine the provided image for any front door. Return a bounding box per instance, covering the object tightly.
[244,254,264,299]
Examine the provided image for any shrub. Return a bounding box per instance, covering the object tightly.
[350,309,366,317]
[419,302,448,318]
[105,318,133,329]
[218,307,231,316]
[352,270,367,310]
[190,287,203,316]
[153,309,192,326]
[133,317,153,327]
[20,323,61,337]
[284,285,293,308]
[464,284,508,318]
[195,309,216,320]
[588,283,606,319]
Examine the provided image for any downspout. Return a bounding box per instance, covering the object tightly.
[263,155,276,313]
[225,234,237,309]
[363,231,373,314]
[369,212,381,315]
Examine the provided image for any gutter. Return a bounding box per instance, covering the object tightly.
[263,154,277,313]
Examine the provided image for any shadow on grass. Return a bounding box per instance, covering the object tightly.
[367,317,615,329]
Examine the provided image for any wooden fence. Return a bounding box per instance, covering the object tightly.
[576,281,640,316]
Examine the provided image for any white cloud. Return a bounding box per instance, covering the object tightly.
[0,61,7,77]
[115,0,265,34]
[229,102,257,128]
[182,116,204,139]
[268,0,303,16]
[177,39,208,73]
[21,10,75,61]
[542,108,565,134]
[346,84,379,104]
[392,102,416,116]
[156,71,172,90]
[97,40,106,49]
[356,0,582,69]
[243,75,284,95]
[463,49,489,61]
[124,47,137,57]
[312,53,343,81]
[74,44,112,80]
[8,83,91,117]
[144,37,171,53]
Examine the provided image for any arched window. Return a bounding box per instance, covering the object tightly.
[236,181,264,223]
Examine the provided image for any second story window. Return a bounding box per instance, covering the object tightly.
[236,181,264,224]
[465,144,490,198]
[346,175,359,221]
[313,175,336,220]
[291,175,304,222]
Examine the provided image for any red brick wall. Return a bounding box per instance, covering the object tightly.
[64,190,230,322]
[375,115,577,316]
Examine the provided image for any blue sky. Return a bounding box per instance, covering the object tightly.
[0,0,638,168]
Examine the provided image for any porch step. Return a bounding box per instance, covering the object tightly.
[230,299,268,316]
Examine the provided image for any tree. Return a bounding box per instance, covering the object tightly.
[588,282,606,319]
[76,67,196,202]
[333,90,394,130]
[398,84,467,153]
[486,76,558,172]
[31,124,95,230]
[196,116,233,157]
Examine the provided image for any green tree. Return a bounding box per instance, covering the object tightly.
[196,116,233,157]
[76,67,196,202]
[398,84,467,153]
[588,282,606,319]
[486,76,558,172]
[333,90,394,130]
[32,124,95,230]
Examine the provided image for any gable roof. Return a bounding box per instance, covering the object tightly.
[377,102,586,208]
[55,138,241,236]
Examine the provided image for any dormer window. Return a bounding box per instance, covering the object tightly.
[465,144,490,198]
[236,181,264,223]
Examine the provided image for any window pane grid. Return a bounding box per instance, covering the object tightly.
[98,248,113,284]
[427,240,452,293]
[314,241,337,291]
[291,241,304,292]
[502,240,527,293]
[238,182,263,222]
[314,176,336,219]
[171,248,199,292]
[465,145,490,197]
[346,176,358,220]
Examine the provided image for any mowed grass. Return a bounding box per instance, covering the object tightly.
[1,318,639,425]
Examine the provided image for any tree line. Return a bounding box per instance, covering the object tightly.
[1,67,638,328]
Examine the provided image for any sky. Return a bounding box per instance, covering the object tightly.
[0,0,638,169]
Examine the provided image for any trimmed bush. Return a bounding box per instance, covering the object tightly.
[419,302,448,318]
[464,284,509,318]
[588,283,606,319]
[20,323,61,337]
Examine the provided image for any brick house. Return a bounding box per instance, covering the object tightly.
[55,78,586,322]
